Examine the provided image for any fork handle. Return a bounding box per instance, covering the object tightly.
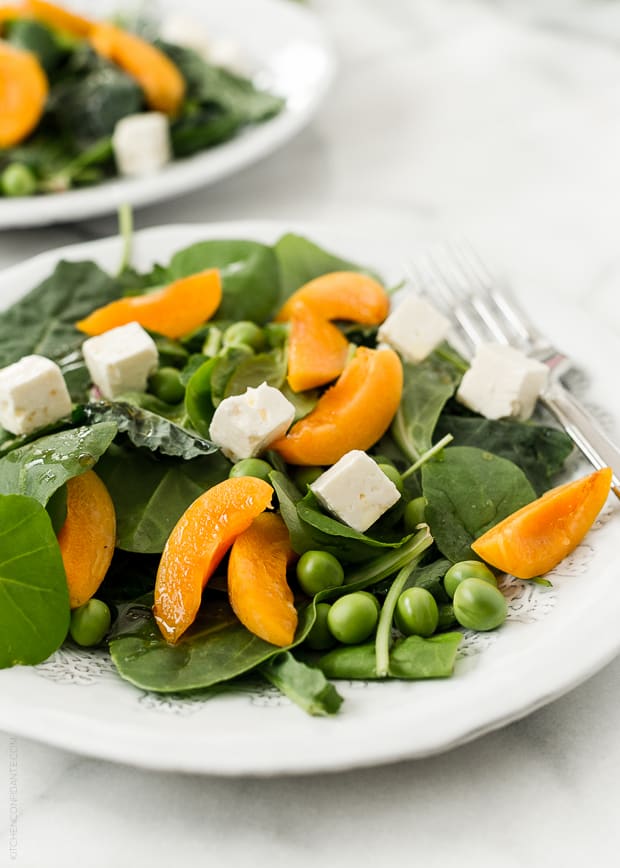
[541,382,620,500]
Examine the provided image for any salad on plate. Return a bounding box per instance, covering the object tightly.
[0,0,284,196]
[0,225,612,717]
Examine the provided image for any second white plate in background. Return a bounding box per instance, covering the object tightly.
[0,0,335,228]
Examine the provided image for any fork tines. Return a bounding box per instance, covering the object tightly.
[406,243,546,360]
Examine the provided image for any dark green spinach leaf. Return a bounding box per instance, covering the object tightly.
[0,423,117,505]
[259,652,343,716]
[274,233,377,301]
[0,495,70,668]
[184,356,218,436]
[167,240,280,322]
[109,596,292,692]
[391,352,463,462]
[95,445,230,553]
[296,491,409,563]
[435,415,573,495]
[0,260,120,371]
[422,446,536,562]
[223,347,287,397]
[81,402,217,459]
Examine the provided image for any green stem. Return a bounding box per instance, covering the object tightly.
[343,525,433,589]
[117,203,134,276]
[375,565,412,678]
[371,529,434,678]
[402,433,453,480]
[436,342,469,373]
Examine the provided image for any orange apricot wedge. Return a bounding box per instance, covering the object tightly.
[228,512,297,647]
[0,5,23,31]
[276,272,390,325]
[76,269,222,339]
[0,41,48,148]
[472,467,613,579]
[272,346,403,466]
[89,22,185,116]
[23,0,92,36]
[57,471,116,609]
[287,302,350,392]
[154,477,273,644]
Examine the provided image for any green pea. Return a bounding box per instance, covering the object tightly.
[1,163,37,197]
[293,466,324,490]
[148,367,186,404]
[377,463,403,495]
[305,602,336,651]
[69,599,112,647]
[394,587,439,637]
[327,592,379,644]
[223,321,265,351]
[296,550,345,596]
[404,496,427,532]
[228,458,273,483]
[436,603,457,631]
[356,591,381,614]
[453,578,507,632]
[264,322,290,348]
[444,560,497,599]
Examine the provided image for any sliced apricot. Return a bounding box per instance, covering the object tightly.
[57,471,116,609]
[76,269,222,340]
[272,346,403,466]
[89,21,185,116]
[23,0,92,36]
[154,477,273,643]
[0,41,48,148]
[228,512,297,646]
[0,5,23,31]
[472,467,612,579]
[287,302,350,393]
[276,272,390,325]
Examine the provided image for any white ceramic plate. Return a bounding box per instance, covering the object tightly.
[0,0,334,228]
[0,221,619,776]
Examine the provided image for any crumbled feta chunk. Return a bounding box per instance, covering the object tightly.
[207,39,248,75]
[310,450,401,533]
[112,113,172,178]
[160,14,212,60]
[0,355,72,436]
[209,382,295,462]
[456,342,549,420]
[378,294,451,363]
[82,322,158,400]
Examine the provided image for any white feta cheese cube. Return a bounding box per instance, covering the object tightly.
[82,322,158,400]
[456,342,549,420]
[112,113,172,178]
[160,14,212,60]
[207,39,248,75]
[378,294,451,363]
[209,382,295,463]
[310,450,401,534]
[0,355,72,435]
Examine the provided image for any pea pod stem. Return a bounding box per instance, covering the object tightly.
[402,433,453,481]
[117,203,134,276]
[343,525,433,589]
[374,530,434,678]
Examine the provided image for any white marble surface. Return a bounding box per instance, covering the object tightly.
[2,0,620,864]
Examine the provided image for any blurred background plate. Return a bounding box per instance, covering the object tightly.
[0,0,335,229]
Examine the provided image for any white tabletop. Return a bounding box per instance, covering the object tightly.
[1,1,620,865]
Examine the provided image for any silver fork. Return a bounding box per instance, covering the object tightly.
[408,244,620,500]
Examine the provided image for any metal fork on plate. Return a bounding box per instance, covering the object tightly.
[408,245,620,500]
